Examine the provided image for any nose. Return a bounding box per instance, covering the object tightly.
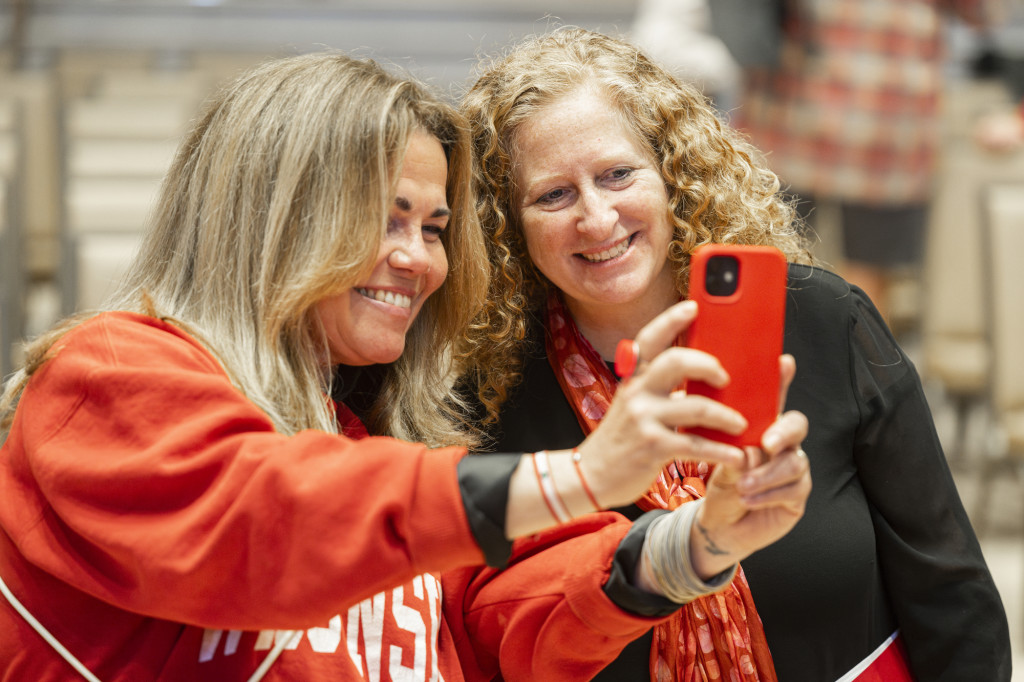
[576,188,618,240]
[386,228,432,274]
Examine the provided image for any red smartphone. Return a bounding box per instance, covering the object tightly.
[682,244,788,448]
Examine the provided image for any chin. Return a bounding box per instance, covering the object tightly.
[372,345,406,365]
[332,343,405,367]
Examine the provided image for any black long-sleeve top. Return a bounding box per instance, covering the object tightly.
[477,264,1011,681]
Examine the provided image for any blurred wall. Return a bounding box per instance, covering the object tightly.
[0,0,640,375]
[2,0,641,89]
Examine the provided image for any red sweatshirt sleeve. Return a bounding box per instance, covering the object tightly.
[1,313,483,631]
[442,513,671,681]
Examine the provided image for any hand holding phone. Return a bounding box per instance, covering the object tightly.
[682,244,788,447]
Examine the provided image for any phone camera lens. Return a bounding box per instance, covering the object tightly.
[705,255,740,296]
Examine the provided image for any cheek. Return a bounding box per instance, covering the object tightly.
[521,216,557,265]
[313,298,333,332]
[426,249,449,296]
[644,184,674,229]
[625,186,673,244]
[313,295,345,342]
[651,205,677,248]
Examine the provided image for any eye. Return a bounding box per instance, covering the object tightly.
[536,188,570,206]
[422,224,446,241]
[604,167,635,185]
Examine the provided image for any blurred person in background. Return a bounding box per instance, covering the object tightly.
[631,0,745,111]
[637,0,995,327]
[735,0,994,325]
[972,0,1024,152]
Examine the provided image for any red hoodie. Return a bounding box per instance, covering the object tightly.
[0,313,661,681]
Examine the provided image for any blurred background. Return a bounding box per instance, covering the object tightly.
[1,0,1022,673]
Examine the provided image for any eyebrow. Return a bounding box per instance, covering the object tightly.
[395,196,451,219]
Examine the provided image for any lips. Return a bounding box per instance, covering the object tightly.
[356,287,413,309]
[580,235,631,263]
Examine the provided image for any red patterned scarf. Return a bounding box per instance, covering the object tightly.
[544,292,778,682]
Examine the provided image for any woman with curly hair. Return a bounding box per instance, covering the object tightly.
[452,27,1010,681]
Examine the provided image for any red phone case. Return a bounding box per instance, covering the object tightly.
[682,244,787,447]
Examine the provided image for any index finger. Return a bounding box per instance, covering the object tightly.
[761,409,809,458]
[628,300,698,375]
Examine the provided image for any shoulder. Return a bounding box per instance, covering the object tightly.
[25,312,230,423]
[781,263,883,387]
[49,312,224,375]
[785,262,913,396]
[785,262,892,333]
[786,263,856,310]
[784,263,879,339]
[15,312,257,451]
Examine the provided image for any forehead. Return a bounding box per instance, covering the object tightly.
[400,131,448,182]
[394,130,450,213]
[514,89,650,171]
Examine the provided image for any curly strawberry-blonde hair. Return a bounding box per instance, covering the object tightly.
[459,27,812,424]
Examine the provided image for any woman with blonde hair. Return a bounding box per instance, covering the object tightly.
[0,50,811,681]
[455,27,1010,681]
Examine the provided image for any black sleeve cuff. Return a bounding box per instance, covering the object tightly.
[603,509,684,618]
[457,453,519,568]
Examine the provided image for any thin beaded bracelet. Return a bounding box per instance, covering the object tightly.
[532,450,572,524]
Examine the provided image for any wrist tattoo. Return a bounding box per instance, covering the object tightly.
[696,519,729,556]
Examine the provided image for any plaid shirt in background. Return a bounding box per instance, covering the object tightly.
[735,0,989,204]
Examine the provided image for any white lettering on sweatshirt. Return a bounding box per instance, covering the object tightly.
[198,573,444,681]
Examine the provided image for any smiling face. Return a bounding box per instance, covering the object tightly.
[315,130,450,366]
[514,87,678,328]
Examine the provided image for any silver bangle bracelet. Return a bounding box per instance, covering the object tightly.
[641,498,738,604]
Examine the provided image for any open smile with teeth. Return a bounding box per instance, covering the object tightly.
[580,235,631,263]
[357,288,413,309]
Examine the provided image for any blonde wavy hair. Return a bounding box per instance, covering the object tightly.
[2,52,487,447]
[459,27,812,423]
